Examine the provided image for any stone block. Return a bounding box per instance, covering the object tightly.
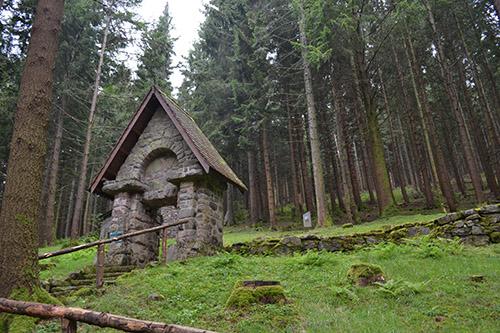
[463,209,476,217]
[462,235,489,246]
[178,208,195,219]
[318,240,341,251]
[407,227,419,237]
[466,214,480,221]
[303,240,318,250]
[490,214,500,223]
[452,228,471,237]
[281,236,302,247]
[471,226,484,235]
[455,220,465,228]
[419,227,430,235]
[478,205,500,215]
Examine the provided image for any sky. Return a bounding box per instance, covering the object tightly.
[136,0,207,95]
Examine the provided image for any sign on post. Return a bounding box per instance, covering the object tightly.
[303,211,312,228]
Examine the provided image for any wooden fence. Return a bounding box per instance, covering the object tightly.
[0,298,215,332]
[39,219,188,288]
[0,219,204,332]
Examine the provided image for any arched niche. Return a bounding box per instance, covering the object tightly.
[141,148,179,208]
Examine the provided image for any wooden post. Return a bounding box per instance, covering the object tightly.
[61,318,77,333]
[96,244,104,289]
[161,226,168,266]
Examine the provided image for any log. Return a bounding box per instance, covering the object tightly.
[38,220,188,260]
[0,298,216,333]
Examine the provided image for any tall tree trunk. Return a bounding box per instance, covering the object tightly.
[333,87,354,223]
[0,0,65,299]
[318,103,343,213]
[224,184,235,225]
[392,40,434,208]
[377,67,409,205]
[352,50,394,214]
[286,93,303,218]
[405,34,456,211]
[38,152,52,246]
[454,49,500,198]
[349,56,375,206]
[295,108,315,214]
[262,123,277,229]
[298,8,328,226]
[71,1,113,239]
[424,0,485,204]
[455,12,500,178]
[44,97,65,245]
[340,105,361,208]
[248,150,259,226]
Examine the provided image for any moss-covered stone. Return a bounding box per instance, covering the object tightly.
[72,287,93,297]
[225,280,286,308]
[342,223,354,229]
[347,263,386,286]
[490,232,500,243]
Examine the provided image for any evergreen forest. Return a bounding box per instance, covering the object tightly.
[0,0,499,244]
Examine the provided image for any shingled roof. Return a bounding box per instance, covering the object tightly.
[90,86,247,195]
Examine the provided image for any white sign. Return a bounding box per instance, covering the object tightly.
[303,211,312,228]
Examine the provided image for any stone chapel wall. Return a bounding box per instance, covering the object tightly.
[102,108,205,266]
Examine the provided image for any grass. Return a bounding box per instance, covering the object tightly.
[223,212,444,246]
[34,239,500,332]
[33,203,498,332]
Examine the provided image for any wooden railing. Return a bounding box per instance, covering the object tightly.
[0,298,215,332]
[39,220,188,288]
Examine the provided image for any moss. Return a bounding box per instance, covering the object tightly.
[490,232,500,243]
[1,285,61,332]
[389,228,407,240]
[225,281,286,308]
[347,263,385,286]
[342,223,354,229]
[73,287,93,297]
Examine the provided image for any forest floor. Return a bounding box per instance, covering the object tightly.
[34,196,500,332]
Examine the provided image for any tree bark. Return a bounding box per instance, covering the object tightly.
[352,50,394,214]
[286,92,303,218]
[44,99,65,245]
[332,87,354,223]
[224,184,235,225]
[247,150,259,226]
[393,39,434,209]
[262,123,277,229]
[298,7,328,226]
[318,103,343,213]
[349,55,375,206]
[295,108,315,214]
[0,0,65,299]
[404,34,456,211]
[424,0,485,204]
[454,48,500,198]
[71,0,114,239]
[377,67,409,205]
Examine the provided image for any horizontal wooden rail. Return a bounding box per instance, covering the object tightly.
[39,220,187,260]
[0,298,215,333]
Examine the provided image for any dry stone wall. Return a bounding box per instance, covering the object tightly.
[226,204,500,256]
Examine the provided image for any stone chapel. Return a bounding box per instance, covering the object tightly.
[90,86,246,266]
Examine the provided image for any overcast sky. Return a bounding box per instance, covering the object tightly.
[136,0,207,95]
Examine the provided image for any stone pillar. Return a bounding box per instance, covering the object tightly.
[102,191,158,267]
[166,178,225,261]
